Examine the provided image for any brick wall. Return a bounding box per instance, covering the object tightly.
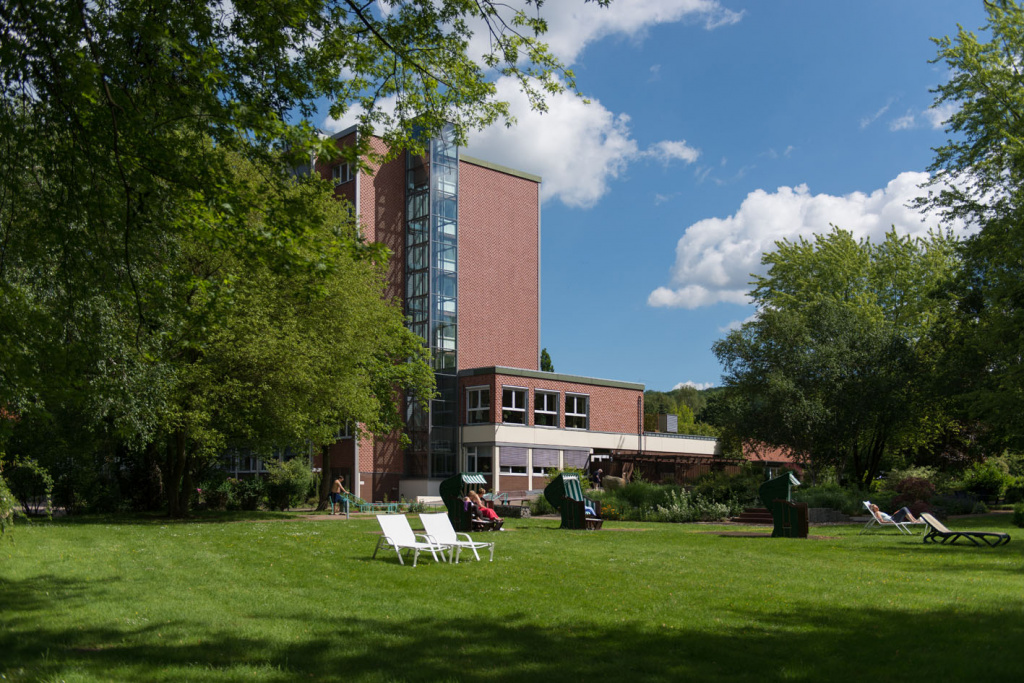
[458,161,540,370]
[458,372,643,434]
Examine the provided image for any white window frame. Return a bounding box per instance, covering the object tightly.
[501,386,527,424]
[332,162,354,185]
[465,446,493,473]
[534,390,559,428]
[466,386,490,424]
[565,393,590,430]
[499,465,527,474]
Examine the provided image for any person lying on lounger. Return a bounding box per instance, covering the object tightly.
[869,503,920,524]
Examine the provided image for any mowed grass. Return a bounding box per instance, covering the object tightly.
[1,513,1021,682]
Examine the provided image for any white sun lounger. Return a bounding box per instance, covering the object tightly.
[420,512,495,563]
[372,514,452,567]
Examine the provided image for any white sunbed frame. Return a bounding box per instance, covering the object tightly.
[860,501,923,535]
[419,512,495,563]
[372,514,452,567]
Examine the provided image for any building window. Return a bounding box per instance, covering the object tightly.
[499,465,527,474]
[332,162,353,185]
[534,391,558,427]
[566,394,589,430]
[467,386,490,424]
[466,446,492,473]
[532,465,552,475]
[502,387,526,424]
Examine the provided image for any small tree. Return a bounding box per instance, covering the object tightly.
[264,458,314,512]
[540,348,555,372]
[3,455,53,516]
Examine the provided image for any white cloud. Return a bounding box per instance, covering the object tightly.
[641,139,701,164]
[718,315,757,333]
[924,102,956,129]
[463,77,698,208]
[468,1,743,67]
[648,171,964,309]
[322,77,698,209]
[673,380,716,390]
[860,100,893,129]
[889,111,916,131]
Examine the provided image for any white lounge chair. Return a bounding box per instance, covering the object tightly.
[860,501,919,535]
[420,512,495,563]
[372,514,452,567]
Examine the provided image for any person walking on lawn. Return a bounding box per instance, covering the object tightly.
[330,476,349,515]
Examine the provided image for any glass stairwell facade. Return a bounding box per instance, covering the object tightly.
[405,124,458,478]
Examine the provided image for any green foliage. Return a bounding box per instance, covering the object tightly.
[691,465,763,507]
[0,469,19,536]
[540,348,554,372]
[959,461,1008,502]
[1,0,587,518]
[793,484,864,516]
[263,458,314,512]
[931,493,978,517]
[891,477,936,510]
[1013,503,1024,528]
[227,478,266,512]
[922,2,1024,450]
[653,490,731,523]
[528,494,556,516]
[2,455,53,516]
[1003,477,1024,504]
[713,227,959,488]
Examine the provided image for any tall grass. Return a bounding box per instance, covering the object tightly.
[1,513,1021,682]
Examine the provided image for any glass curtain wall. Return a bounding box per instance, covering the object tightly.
[405,124,458,478]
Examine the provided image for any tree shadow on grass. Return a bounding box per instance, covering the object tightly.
[3,587,1023,682]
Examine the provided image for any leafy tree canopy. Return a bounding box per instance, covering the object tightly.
[921,0,1024,448]
[713,227,959,488]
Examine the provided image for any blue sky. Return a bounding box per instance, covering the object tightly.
[330,1,990,392]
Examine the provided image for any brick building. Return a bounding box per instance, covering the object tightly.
[314,124,721,501]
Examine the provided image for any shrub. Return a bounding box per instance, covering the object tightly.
[1012,503,1024,528]
[51,457,99,515]
[931,493,977,517]
[264,458,313,511]
[654,489,730,523]
[529,494,556,516]
[4,455,53,516]
[227,477,265,511]
[0,470,19,537]
[892,477,935,505]
[959,461,1008,502]
[793,483,862,515]
[1003,476,1024,504]
[972,501,989,515]
[691,465,762,507]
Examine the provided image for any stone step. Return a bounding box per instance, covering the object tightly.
[733,507,773,525]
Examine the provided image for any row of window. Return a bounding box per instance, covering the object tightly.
[466,386,589,429]
[465,446,558,475]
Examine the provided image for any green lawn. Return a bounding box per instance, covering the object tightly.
[1,513,1021,682]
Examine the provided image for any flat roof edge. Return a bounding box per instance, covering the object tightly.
[460,155,542,183]
[459,366,644,391]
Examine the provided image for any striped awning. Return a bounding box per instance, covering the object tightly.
[460,473,488,484]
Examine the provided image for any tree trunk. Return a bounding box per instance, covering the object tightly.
[165,428,190,517]
[316,444,331,511]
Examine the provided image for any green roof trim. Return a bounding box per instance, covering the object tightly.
[459,366,645,392]
[460,155,542,183]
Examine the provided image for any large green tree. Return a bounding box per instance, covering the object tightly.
[1,1,603,513]
[712,228,959,488]
[921,0,1024,448]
